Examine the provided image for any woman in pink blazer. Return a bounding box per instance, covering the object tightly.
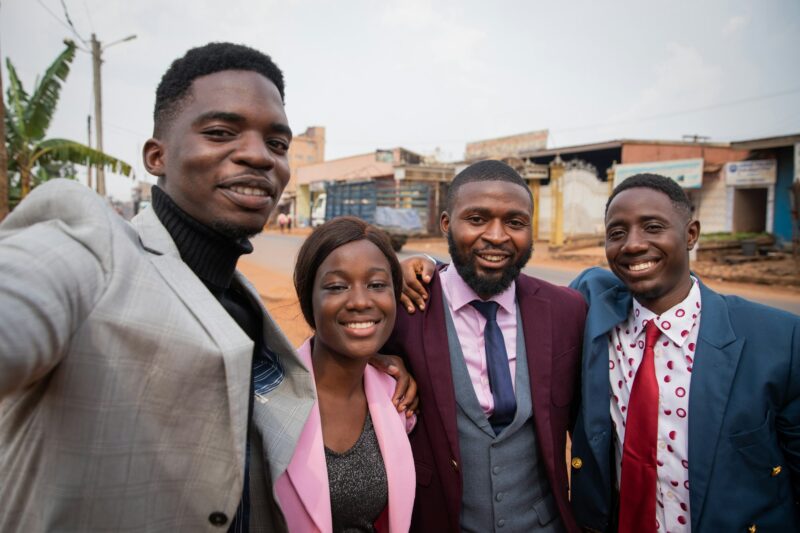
[276,217,415,533]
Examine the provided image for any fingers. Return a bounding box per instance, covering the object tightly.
[419,257,436,281]
[400,257,433,313]
[401,278,428,313]
[403,377,419,417]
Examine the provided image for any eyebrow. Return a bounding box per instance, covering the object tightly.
[193,111,293,138]
[321,267,390,278]
[464,206,531,218]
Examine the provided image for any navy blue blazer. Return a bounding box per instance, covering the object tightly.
[569,267,800,532]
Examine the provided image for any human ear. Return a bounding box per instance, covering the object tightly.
[440,212,451,234]
[142,138,166,177]
[686,219,700,250]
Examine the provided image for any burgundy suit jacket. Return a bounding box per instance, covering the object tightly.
[385,268,586,532]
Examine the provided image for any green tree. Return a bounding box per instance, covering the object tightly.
[4,39,132,207]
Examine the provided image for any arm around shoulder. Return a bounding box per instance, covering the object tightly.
[0,180,112,396]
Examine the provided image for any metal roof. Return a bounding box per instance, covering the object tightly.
[730,133,800,150]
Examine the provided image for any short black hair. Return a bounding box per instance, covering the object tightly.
[293,216,403,330]
[606,173,692,219]
[446,160,533,213]
[153,42,285,137]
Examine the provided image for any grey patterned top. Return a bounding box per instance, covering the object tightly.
[324,413,388,533]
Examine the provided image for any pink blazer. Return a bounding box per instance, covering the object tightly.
[275,339,416,532]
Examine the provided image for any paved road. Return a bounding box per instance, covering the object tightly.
[250,233,800,315]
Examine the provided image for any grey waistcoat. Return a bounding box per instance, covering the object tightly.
[443,297,564,532]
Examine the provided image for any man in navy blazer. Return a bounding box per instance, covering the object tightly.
[387,161,586,532]
[569,174,800,532]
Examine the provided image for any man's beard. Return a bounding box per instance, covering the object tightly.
[447,232,532,298]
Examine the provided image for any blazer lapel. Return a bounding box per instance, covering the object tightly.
[132,208,253,473]
[365,367,415,533]
[285,341,332,532]
[584,284,630,479]
[688,282,743,530]
[425,272,462,462]
[517,278,555,450]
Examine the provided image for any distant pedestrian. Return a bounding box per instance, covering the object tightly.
[278,212,288,233]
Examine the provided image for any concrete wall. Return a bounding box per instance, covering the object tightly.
[691,173,729,234]
[287,126,326,194]
[563,167,607,237]
[538,184,552,240]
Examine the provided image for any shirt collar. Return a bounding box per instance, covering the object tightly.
[440,264,516,313]
[629,276,702,347]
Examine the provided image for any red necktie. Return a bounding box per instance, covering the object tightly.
[619,320,661,533]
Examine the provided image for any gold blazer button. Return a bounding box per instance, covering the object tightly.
[571,457,583,469]
[771,465,782,477]
[748,524,757,533]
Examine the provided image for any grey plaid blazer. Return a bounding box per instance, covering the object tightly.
[0,179,314,532]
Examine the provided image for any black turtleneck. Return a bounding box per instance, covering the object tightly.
[151,185,261,342]
[151,185,260,531]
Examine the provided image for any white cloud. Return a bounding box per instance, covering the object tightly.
[723,15,748,35]
[380,1,486,72]
[604,43,724,134]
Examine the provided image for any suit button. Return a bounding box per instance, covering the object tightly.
[492,466,501,475]
[771,465,782,477]
[208,512,228,527]
[748,525,757,533]
[450,458,459,471]
[497,519,506,527]
[496,492,504,502]
[571,457,583,469]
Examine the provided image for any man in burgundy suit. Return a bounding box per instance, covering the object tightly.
[385,160,586,532]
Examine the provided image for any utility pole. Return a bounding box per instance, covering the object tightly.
[0,30,8,221]
[90,33,136,197]
[90,34,105,196]
[86,115,93,190]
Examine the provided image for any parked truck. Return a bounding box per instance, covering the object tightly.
[311,180,439,251]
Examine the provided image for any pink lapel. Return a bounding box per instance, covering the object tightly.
[282,340,332,533]
[364,365,416,533]
[278,339,415,533]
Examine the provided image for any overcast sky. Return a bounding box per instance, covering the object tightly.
[2,0,799,200]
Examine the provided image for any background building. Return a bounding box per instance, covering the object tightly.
[279,126,326,224]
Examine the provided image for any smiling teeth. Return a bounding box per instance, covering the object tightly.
[230,186,268,197]
[344,321,376,329]
[481,255,506,262]
[629,261,656,272]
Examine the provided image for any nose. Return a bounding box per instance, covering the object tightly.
[621,228,648,254]
[233,131,274,170]
[346,284,373,310]
[482,219,510,246]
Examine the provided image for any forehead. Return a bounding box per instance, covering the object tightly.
[317,240,390,275]
[452,180,532,213]
[179,69,286,121]
[606,187,683,223]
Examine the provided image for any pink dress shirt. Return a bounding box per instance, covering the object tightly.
[608,278,701,533]
[439,265,517,415]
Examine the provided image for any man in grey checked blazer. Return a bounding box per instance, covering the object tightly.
[0,42,413,532]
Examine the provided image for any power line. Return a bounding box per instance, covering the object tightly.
[82,0,94,33]
[550,86,800,135]
[60,0,87,44]
[324,86,800,147]
[34,0,76,35]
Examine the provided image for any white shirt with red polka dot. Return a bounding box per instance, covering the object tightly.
[608,277,701,533]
